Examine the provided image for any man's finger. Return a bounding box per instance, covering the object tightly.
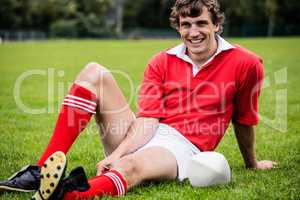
[96,162,103,168]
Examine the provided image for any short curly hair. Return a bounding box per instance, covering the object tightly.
[170,0,225,34]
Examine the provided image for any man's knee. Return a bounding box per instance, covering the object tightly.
[113,155,141,187]
[75,62,114,89]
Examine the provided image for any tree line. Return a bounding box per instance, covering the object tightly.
[0,0,299,38]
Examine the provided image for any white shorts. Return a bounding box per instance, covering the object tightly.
[137,123,201,181]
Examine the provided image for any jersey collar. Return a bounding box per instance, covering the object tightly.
[166,35,236,77]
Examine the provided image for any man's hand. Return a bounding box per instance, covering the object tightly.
[233,123,278,170]
[95,117,159,176]
[252,160,277,170]
[96,154,120,175]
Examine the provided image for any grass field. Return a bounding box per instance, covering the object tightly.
[0,37,299,200]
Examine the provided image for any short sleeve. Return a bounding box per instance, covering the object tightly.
[137,55,166,118]
[232,60,264,125]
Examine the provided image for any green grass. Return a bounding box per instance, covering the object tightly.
[0,37,299,199]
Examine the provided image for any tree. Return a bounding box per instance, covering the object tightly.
[115,0,125,36]
[265,0,278,36]
[1,0,299,37]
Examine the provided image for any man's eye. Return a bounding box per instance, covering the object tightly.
[197,22,208,27]
[181,23,190,28]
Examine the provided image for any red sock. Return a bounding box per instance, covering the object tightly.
[37,84,97,166]
[64,169,128,200]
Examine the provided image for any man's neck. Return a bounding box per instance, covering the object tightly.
[187,38,218,67]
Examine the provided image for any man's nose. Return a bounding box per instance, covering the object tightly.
[189,25,200,37]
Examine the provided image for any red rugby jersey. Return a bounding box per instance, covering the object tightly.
[137,37,264,151]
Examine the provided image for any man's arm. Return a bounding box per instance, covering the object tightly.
[96,117,159,174]
[233,122,276,169]
[111,117,159,157]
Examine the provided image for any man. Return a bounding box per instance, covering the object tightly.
[0,0,276,199]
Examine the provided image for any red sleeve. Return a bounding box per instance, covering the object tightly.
[137,54,166,119]
[232,59,264,125]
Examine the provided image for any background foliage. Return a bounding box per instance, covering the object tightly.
[0,0,299,38]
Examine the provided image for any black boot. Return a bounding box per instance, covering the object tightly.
[31,151,67,200]
[50,166,90,200]
[0,165,41,192]
[31,151,89,200]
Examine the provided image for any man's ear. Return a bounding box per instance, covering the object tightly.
[214,23,220,33]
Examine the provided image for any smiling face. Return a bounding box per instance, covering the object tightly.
[178,6,220,62]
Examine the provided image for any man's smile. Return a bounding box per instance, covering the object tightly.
[188,38,205,44]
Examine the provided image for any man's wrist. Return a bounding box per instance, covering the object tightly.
[111,146,126,158]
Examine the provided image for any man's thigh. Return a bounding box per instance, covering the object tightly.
[137,123,200,181]
[114,147,178,188]
[94,71,135,155]
[74,63,135,155]
[96,110,135,156]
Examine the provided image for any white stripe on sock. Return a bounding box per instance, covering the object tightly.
[64,99,96,110]
[109,172,125,195]
[104,173,121,196]
[66,94,97,106]
[62,103,96,114]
